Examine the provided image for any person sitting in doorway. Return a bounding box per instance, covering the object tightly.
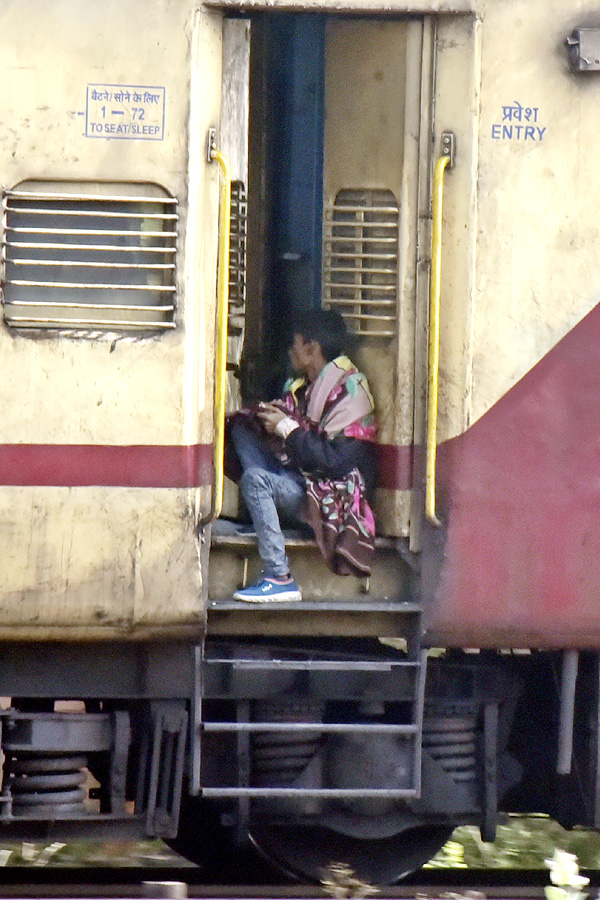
[227,308,377,603]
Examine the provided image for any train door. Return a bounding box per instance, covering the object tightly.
[322,17,430,539]
[211,14,432,604]
[220,18,250,519]
[237,15,433,541]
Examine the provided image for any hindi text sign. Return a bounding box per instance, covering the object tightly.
[86,84,165,141]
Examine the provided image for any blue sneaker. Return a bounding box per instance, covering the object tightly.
[233,576,302,603]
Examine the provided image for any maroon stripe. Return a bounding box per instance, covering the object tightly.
[376,443,413,490]
[0,444,214,487]
[0,441,413,490]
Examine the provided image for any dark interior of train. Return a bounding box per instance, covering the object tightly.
[240,14,327,402]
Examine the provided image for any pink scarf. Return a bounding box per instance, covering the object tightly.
[283,355,377,441]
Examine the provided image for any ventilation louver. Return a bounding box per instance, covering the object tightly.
[227,180,247,338]
[1,183,178,334]
[323,188,399,338]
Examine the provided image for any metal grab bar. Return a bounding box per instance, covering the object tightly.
[203,722,418,733]
[425,141,453,525]
[202,787,419,799]
[205,135,231,524]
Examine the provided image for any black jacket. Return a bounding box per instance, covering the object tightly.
[285,428,378,499]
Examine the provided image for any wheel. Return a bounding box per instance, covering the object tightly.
[166,795,288,883]
[170,793,452,884]
[249,822,454,885]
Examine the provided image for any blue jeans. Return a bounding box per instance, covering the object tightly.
[229,420,305,578]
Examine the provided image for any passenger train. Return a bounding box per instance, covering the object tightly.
[0,0,598,883]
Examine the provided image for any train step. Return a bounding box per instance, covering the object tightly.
[207,519,421,647]
[206,601,422,638]
[209,519,414,556]
[207,518,420,637]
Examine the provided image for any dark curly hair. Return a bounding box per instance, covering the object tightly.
[292,308,348,362]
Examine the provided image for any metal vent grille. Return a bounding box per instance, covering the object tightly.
[1,183,178,333]
[228,180,247,338]
[323,188,399,338]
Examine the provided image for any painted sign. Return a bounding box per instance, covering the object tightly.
[491,102,546,143]
[85,84,166,140]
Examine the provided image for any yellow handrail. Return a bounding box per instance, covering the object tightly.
[425,153,450,526]
[208,146,231,523]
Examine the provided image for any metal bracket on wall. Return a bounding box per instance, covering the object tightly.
[441,131,455,167]
[566,29,600,72]
[207,126,217,162]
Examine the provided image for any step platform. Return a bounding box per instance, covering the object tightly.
[206,519,422,639]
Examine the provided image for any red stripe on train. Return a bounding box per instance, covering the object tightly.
[0,442,411,489]
[0,444,214,487]
[376,443,413,490]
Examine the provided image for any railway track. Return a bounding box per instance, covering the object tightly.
[0,869,592,899]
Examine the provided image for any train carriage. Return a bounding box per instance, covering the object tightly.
[0,0,597,884]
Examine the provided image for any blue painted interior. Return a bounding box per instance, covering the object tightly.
[269,14,325,314]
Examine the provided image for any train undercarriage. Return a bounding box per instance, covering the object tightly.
[0,636,596,883]
[0,0,597,885]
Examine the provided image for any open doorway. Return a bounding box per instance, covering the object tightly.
[224,13,430,537]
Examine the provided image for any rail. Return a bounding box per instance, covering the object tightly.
[204,132,231,524]
[425,134,454,525]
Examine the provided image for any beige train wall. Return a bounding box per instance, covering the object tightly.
[411,0,600,457]
[0,0,596,638]
[425,2,600,646]
[0,0,222,638]
[432,1,594,443]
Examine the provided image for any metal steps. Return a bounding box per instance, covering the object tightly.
[202,521,427,800]
[202,517,428,800]
[200,646,428,801]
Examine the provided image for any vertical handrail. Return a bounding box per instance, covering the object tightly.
[425,152,451,526]
[205,138,231,524]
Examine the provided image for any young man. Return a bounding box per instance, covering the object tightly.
[229,308,377,602]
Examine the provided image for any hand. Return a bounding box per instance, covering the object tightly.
[257,402,288,434]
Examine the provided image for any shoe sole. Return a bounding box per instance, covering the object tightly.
[232,592,302,603]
